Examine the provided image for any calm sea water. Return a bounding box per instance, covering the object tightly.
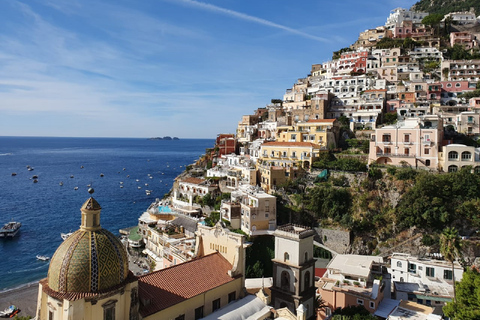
[0,137,214,291]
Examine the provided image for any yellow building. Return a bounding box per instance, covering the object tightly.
[259,141,322,170]
[276,119,338,150]
[36,193,139,320]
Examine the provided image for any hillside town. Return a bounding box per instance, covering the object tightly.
[34,5,480,320]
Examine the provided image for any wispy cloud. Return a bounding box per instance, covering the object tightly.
[162,0,330,43]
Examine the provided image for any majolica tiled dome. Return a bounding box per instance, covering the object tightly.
[47,197,129,293]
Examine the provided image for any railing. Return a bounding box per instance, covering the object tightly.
[377,153,416,158]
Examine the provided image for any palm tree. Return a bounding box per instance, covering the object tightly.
[439,227,462,302]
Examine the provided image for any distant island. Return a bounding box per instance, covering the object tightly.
[148,136,179,140]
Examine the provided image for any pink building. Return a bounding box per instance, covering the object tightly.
[369,115,443,169]
[450,32,476,50]
[338,50,369,74]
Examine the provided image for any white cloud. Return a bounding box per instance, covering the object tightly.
[161,0,330,43]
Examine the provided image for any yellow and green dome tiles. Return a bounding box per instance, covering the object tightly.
[48,228,128,293]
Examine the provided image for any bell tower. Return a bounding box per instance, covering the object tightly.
[271,224,316,319]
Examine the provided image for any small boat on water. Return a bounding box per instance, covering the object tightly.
[36,255,50,261]
[0,305,19,318]
[80,165,84,169]
[28,167,34,171]
[0,222,21,238]
[11,173,16,176]
[74,187,78,190]
[59,181,63,186]
[145,190,151,196]
[70,175,74,178]
[100,173,104,177]
[33,179,38,183]
[61,232,72,240]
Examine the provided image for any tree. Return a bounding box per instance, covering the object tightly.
[443,268,480,319]
[440,227,462,302]
[421,14,444,36]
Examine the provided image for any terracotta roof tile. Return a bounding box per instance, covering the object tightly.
[306,119,336,123]
[181,177,205,185]
[138,253,235,317]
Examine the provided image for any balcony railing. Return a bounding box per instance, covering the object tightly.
[377,153,416,158]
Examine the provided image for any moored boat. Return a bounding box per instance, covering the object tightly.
[36,255,50,261]
[61,232,72,241]
[0,222,21,238]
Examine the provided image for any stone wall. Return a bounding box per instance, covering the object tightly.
[315,227,352,254]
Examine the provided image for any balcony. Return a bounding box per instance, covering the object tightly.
[377,153,416,158]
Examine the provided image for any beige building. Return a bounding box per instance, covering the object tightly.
[239,188,277,235]
[439,143,480,172]
[271,224,316,319]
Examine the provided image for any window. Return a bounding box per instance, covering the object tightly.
[304,271,311,290]
[284,252,289,262]
[305,252,308,262]
[455,82,461,87]
[444,269,453,280]
[195,306,204,320]
[462,151,472,160]
[103,300,117,320]
[228,291,236,303]
[448,151,459,160]
[404,134,410,142]
[212,298,221,312]
[448,165,458,172]
[426,267,435,277]
[408,263,417,273]
[397,261,402,268]
[49,311,54,320]
[175,315,185,320]
[382,134,391,142]
[281,271,291,291]
[424,148,430,155]
[357,299,364,305]
[369,301,375,309]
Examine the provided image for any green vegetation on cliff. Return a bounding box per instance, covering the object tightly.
[412,0,480,16]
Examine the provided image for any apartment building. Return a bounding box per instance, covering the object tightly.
[385,8,428,32]
[450,31,476,50]
[236,114,259,143]
[442,60,480,82]
[390,253,463,307]
[172,177,219,214]
[276,119,339,149]
[317,254,384,319]
[238,186,276,235]
[369,115,443,168]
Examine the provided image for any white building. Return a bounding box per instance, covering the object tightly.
[389,253,463,307]
[385,8,429,30]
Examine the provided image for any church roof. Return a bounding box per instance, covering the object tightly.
[47,228,130,293]
[138,252,235,317]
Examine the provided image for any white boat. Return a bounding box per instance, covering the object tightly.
[145,190,151,195]
[36,255,50,261]
[61,232,72,240]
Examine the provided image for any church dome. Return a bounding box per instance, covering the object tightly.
[47,196,129,293]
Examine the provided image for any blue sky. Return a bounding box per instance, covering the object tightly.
[0,0,418,138]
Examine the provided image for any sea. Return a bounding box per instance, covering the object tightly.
[0,136,214,291]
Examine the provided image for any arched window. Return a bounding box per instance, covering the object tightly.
[281,271,290,291]
[284,252,289,262]
[448,165,458,172]
[462,151,472,161]
[305,252,308,262]
[448,151,459,160]
[304,271,311,290]
[397,261,402,268]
